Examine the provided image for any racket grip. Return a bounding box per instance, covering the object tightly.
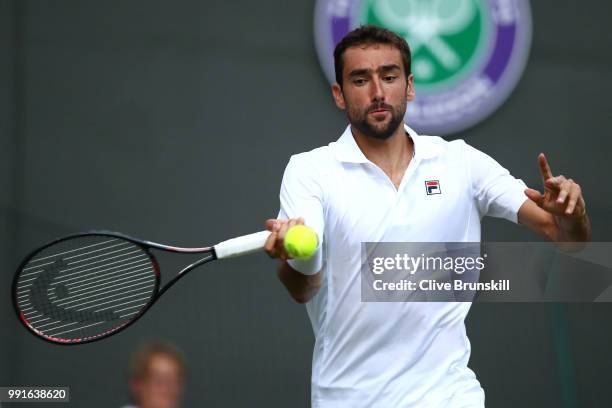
[214,230,271,259]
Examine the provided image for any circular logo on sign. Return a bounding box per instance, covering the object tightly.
[314,0,532,135]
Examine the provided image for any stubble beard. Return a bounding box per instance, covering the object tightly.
[347,98,407,141]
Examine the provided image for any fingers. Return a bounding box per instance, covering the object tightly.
[550,177,572,204]
[533,155,587,218]
[265,219,278,231]
[538,153,553,184]
[277,221,290,260]
[544,177,576,207]
[277,218,303,240]
[565,182,584,216]
[544,175,568,189]
[264,220,280,258]
[524,188,543,206]
[264,232,277,255]
[263,217,305,260]
[533,177,586,217]
[576,195,586,217]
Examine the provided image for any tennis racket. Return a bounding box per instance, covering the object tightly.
[12,229,274,345]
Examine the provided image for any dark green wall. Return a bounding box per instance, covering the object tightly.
[1,1,610,406]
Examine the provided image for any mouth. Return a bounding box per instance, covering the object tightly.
[368,108,390,119]
[368,103,392,115]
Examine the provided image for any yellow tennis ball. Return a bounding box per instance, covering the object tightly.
[284,225,318,260]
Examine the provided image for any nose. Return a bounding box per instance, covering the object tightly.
[371,76,385,101]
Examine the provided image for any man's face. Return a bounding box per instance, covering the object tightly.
[332,44,414,140]
[131,353,184,408]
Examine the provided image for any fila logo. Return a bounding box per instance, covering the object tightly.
[425,180,441,195]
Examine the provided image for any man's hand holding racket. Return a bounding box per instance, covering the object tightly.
[264,217,322,304]
[264,217,306,261]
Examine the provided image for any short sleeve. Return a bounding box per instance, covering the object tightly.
[277,154,325,275]
[465,143,528,223]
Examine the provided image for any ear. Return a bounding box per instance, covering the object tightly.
[406,74,415,101]
[331,83,346,110]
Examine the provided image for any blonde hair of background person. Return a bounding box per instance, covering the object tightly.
[121,341,186,408]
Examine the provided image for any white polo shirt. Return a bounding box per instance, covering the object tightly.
[278,124,527,408]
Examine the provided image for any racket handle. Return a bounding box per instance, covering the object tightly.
[214,230,271,259]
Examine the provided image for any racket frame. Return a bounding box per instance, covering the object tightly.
[12,230,218,345]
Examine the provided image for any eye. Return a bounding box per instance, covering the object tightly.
[384,75,397,82]
[353,78,367,86]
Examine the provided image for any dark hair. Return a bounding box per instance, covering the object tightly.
[333,25,412,87]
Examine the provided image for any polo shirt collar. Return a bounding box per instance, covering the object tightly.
[331,124,440,163]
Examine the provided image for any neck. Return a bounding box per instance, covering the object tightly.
[350,124,414,179]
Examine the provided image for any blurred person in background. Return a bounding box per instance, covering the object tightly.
[120,341,186,408]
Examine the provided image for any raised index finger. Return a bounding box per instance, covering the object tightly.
[538,153,554,184]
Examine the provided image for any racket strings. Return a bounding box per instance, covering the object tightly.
[15,236,158,341]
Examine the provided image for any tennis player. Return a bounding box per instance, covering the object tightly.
[265,25,590,407]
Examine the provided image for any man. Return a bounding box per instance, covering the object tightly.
[264,26,590,407]
[121,341,186,408]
